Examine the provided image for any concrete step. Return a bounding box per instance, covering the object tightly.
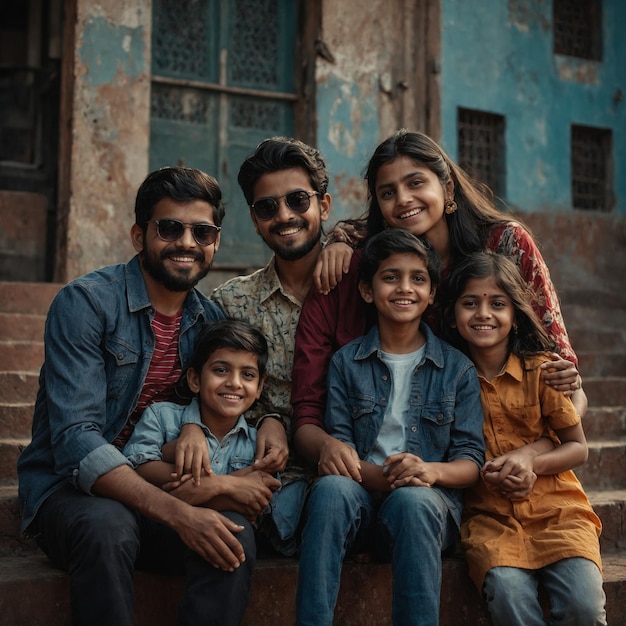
[0,552,492,626]
[578,352,626,378]
[0,403,33,439]
[583,406,626,441]
[0,341,44,374]
[584,378,626,407]
[575,440,626,491]
[0,438,28,485]
[0,282,61,316]
[0,312,46,342]
[0,372,39,404]
[589,489,626,553]
[2,548,625,625]
[569,327,626,354]
[562,302,626,333]
[0,487,36,558]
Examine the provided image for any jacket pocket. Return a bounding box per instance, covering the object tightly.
[104,338,140,399]
[348,395,380,454]
[421,404,455,454]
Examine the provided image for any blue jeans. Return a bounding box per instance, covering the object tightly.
[34,484,255,626]
[483,558,607,626]
[295,475,457,626]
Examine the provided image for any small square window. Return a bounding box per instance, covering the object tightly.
[553,0,602,61]
[571,125,612,211]
[457,108,506,201]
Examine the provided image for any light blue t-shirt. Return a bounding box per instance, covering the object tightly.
[122,397,256,474]
[367,346,426,466]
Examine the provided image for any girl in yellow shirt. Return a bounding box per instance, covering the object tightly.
[443,251,606,626]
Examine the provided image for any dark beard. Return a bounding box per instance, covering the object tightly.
[269,223,322,261]
[141,249,211,292]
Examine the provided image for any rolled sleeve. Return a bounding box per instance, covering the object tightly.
[76,443,132,493]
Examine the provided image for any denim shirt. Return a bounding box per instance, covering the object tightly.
[325,323,485,524]
[17,255,224,531]
[123,398,257,474]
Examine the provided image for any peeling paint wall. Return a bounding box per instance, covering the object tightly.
[316,0,439,222]
[60,0,150,280]
[440,0,626,214]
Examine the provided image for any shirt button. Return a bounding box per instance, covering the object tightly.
[411,426,417,432]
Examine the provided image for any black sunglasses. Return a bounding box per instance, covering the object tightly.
[147,219,221,246]
[251,190,319,221]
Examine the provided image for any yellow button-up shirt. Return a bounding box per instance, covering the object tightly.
[461,353,602,590]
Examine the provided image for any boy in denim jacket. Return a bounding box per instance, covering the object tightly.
[295,229,485,626]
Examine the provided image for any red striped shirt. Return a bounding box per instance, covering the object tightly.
[112,309,183,448]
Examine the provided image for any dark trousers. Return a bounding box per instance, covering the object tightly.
[34,484,255,626]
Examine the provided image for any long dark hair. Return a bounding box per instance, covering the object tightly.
[442,251,556,363]
[362,130,517,262]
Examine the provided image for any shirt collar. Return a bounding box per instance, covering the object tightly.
[501,353,524,381]
[124,254,212,325]
[125,255,152,312]
[257,256,302,307]
[354,322,444,368]
[201,414,255,440]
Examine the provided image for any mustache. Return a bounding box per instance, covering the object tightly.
[269,219,308,235]
[160,248,205,262]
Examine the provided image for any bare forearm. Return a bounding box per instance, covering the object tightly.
[571,386,588,419]
[93,464,191,528]
[429,459,480,488]
[135,460,178,486]
[533,441,588,475]
[360,462,391,492]
[294,423,328,463]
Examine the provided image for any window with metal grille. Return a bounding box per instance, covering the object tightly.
[571,125,612,211]
[150,0,304,267]
[457,108,506,200]
[553,0,602,60]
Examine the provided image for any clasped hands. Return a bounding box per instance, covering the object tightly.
[481,448,539,500]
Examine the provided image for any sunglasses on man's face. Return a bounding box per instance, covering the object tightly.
[250,190,319,221]
[147,219,221,246]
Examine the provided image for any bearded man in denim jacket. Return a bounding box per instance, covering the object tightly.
[17,167,287,626]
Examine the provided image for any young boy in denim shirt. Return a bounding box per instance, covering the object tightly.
[295,229,485,626]
[124,319,280,519]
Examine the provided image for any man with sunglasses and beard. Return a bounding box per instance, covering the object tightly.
[202,137,332,555]
[18,166,288,626]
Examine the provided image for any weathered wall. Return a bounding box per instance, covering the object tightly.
[57,0,151,281]
[440,0,626,214]
[315,0,441,223]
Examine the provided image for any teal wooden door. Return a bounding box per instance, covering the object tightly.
[150,0,300,266]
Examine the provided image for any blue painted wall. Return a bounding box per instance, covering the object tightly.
[441,0,626,214]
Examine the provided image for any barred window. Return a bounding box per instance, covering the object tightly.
[571,125,612,211]
[457,108,506,200]
[553,0,602,60]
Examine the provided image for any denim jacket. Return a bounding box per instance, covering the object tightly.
[17,256,223,531]
[123,398,257,474]
[122,397,306,551]
[325,323,485,524]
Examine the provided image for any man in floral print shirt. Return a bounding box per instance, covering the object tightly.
[211,137,332,553]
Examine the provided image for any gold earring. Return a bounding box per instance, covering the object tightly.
[444,200,457,215]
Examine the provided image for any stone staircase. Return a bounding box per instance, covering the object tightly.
[1,258,626,624]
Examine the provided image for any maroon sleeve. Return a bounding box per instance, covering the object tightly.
[291,251,371,430]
